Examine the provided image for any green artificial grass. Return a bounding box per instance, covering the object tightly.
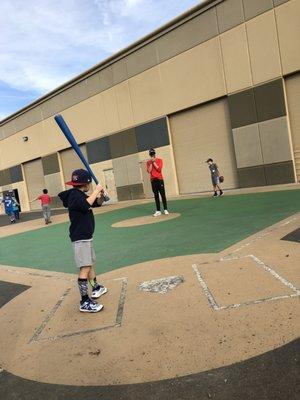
[0,190,299,274]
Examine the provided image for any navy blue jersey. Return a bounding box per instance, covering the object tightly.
[58,188,101,242]
[3,197,14,214]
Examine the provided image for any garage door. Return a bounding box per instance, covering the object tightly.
[60,145,88,183]
[23,159,45,210]
[169,98,238,194]
[285,73,300,182]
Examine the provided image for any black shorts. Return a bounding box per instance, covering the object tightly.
[211,176,219,186]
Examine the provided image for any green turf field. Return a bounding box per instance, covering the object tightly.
[0,190,299,274]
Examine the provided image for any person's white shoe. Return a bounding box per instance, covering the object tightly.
[164,210,169,215]
[91,285,108,299]
[79,299,103,313]
[153,211,162,217]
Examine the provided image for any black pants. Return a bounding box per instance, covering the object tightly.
[151,179,167,211]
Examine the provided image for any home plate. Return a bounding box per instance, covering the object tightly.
[138,275,184,294]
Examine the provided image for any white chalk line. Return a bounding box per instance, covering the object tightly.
[29,287,72,343]
[218,293,300,310]
[249,255,300,294]
[192,253,300,311]
[29,278,128,343]
[192,264,219,310]
[197,215,300,266]
[220,254,300,294]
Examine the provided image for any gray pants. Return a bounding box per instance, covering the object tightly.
[42,205,51,221]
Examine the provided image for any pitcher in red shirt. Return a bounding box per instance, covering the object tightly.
[146,148,169,217]
[30,188,52,224]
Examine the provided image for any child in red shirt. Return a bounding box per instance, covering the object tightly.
[30,189,52,224]
[146,148,169,217]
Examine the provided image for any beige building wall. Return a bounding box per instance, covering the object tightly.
[129,67,165,125]
[139,161,153,199]
[160,37,226,114]
[60,146,88,183]
[0,191,4,215]
[44,172,63,200]
[112,154,142,187]
[169,98,238,194]
[285,73,300,151]
[88,159,118,203]
[0,118,69,170]
[259,116,293,164]
[62,95,107,144]
[12,181,30,212]
[23,159,45,210]
[0,123,44,169]
[0,186,6,215]
[115,82,135,128]
[102,88,121,133]
[220,24,252,93]
[246,10,282,85]
[233,124,263,168]
[285,73,300,181]
[275,0,300,75]
[89,160,114,190]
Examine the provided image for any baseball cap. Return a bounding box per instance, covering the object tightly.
[149,148,156,156]
[66,169,92,186]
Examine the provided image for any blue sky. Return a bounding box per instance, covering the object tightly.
[0,0,202,121]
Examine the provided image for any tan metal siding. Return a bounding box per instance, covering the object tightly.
[246,10,282,84]
[220,24,253,93]
[23,159,45,210]
[60,145,88,184]
[160,37,226,115]
[285,73,300,181]
[170,98,238,194]
[275,0,300,75]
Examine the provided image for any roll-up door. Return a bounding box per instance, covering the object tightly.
[169,98,238,194]
[23,159,45,210]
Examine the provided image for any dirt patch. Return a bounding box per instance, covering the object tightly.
[111,213,181,228]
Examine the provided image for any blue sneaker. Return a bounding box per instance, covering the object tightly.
[91,285,108,299]
[79,298,103,313]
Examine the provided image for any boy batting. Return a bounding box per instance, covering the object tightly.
[59,169,108,313]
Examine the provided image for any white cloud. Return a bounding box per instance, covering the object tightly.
[0,0,201,97]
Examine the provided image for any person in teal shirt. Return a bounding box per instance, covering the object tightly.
[10,190,20,220]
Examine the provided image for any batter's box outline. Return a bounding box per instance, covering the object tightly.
[192,255,300,311]
[29,278,128,343]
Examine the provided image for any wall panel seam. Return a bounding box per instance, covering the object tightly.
[217,34,229,94]
[272,7,284,76]
[243,19,255,88]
